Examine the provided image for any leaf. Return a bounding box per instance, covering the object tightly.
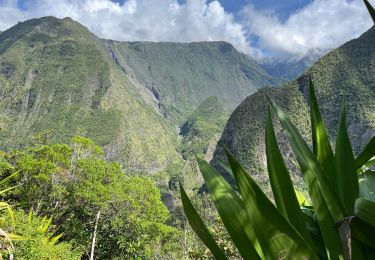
[270,99,344,259]
[335,99,359,215]
[40,216,53,234]
[179,182,227,260]
[309,80,337,193]
[0,185,18,196]
[49,233,63,245]
[197,158,262,259]
[355,137,375,170]
[301,208,327,258]
[265,108,315,250]
[0,171,19,187]
[358,171,375,202]
[0,202,15,228]
[351,217,375,248]
[295,189,309,206]
[225,149,317,259]
[364,0,375,23]
[354,198,375,229]
[217,159,239,191]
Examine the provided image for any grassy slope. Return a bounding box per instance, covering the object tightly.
[0,17,181,173]
[211,25,375,192]
[107,40,278,123]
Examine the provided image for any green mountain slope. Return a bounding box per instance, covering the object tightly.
[179,96,227,159]
[0,16,277,174]
[211,25,375,190]
[0,16,181,173]
[106,40,278,123]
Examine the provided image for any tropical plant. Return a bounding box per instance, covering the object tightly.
[181,78,375,259]
[2,209,81,259]
[180,2,375,255]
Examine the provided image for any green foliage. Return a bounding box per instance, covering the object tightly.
[2,210,81,259]
[181,82,375,259]
[0,137,182,259]
[0,16,182,174]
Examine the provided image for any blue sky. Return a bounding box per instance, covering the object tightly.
[1,0,373,60]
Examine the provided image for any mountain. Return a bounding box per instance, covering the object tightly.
[106,40,278,123]
[259,51,323,81]
[0,17,181,173]
[211,25,375,190]
[0,16,276,174]
[179,96,227,160]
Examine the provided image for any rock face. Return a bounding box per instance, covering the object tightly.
[211,26,375,190]
[0,16,277,173]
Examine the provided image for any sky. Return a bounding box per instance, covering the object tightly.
[0,0,373,60]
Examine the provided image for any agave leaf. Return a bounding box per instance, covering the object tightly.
[295,189,309,206]
[301,208,327,258]
[354,198,375,229]
[351,217,375,248]
[179,182,227,260]
[309,80,337,193]
[364,0,375,23]
[217,159,234,178]
[355,137,375,170]
[197,158,263,259]
[270,99,344,259]
[265,108,315,250]
[335,99,359,215]
[225,149,317,259]
[217,159,239,191]
[358,171,375,202]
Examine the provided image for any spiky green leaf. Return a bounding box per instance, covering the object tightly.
[270,99,344,259]
[355,137,375,170]
[355,198,375,229]
[179,182,227,260]
[335,99,359,215]
[309,80,337,192]
[225,149,317,259]
[364,0,375,23]
[197,158,262,259]
[265,108,315,250]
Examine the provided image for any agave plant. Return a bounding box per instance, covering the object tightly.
[181,77,375,259]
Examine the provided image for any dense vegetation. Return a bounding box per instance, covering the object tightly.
[0,137,184,258]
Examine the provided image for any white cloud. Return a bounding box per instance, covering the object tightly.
[241,0,373,59]
[0,0,259,56]
[0,0,373,60]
